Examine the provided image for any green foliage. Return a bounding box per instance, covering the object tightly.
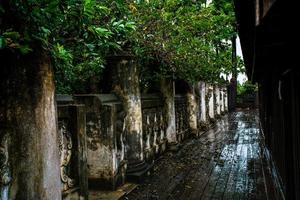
[237,81,258,96]
[1,0,135,93]
[1,0,242,93]
[131,0,239,84]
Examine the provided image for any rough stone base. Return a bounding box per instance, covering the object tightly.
[62,188,80,200]
[209,118,217,124]
[177,129,190,142]
[199,121,210,131]
[144,148,155,164]
[214,114,222,119]
[158,140,167,155]
[88,162,127,191]
[89,183,137,200]
[167,142,182,152]
[126,161,154,183]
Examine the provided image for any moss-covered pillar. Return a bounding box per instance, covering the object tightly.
[220,87,225,113]
[186,85,198,136]
[199,81,207,123]
[109,53,146,178]
[0,50,61,199]
[207,84,215,120]
[197,81,209,131]
[214,85,221,117]
[160,79,177,144]
[224,87,228,111]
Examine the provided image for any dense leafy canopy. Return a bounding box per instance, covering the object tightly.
[132,0,238,84]
[0,0,243,93]
[1,0,135,93]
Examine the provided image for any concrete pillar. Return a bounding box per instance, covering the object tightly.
[0,51,61,199]
[199,82,207,122]
[207,84,215,120]
[108,53,148,179]
[214,86,221,116]
[224,87,228,111]
[186,87,198,136]
[219,88,223,113]
[220,87,225,113]
[160,79,177,144]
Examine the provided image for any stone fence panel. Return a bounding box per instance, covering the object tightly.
[175,95,189,142]
[73,94,126,190]
[141,94,167,163]
[56,99,88,200]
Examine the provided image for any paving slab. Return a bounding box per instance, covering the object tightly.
[122,110,283,200]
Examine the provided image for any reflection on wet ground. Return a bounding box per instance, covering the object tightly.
[124,110,282,200]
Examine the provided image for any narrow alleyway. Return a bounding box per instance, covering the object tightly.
[123,110,282,200]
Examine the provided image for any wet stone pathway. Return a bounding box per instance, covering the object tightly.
[123,110,282,200]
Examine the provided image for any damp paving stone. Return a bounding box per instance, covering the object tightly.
[122,110,282,200]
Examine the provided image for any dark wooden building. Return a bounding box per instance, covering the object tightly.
[234,0,299,199]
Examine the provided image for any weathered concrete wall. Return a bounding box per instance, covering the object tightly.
[0,51,61,199]
[74,95,126,190]
[160,79,177,144]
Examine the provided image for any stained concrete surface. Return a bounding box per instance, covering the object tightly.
[122,110,282,200]
[89,183,137,200]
